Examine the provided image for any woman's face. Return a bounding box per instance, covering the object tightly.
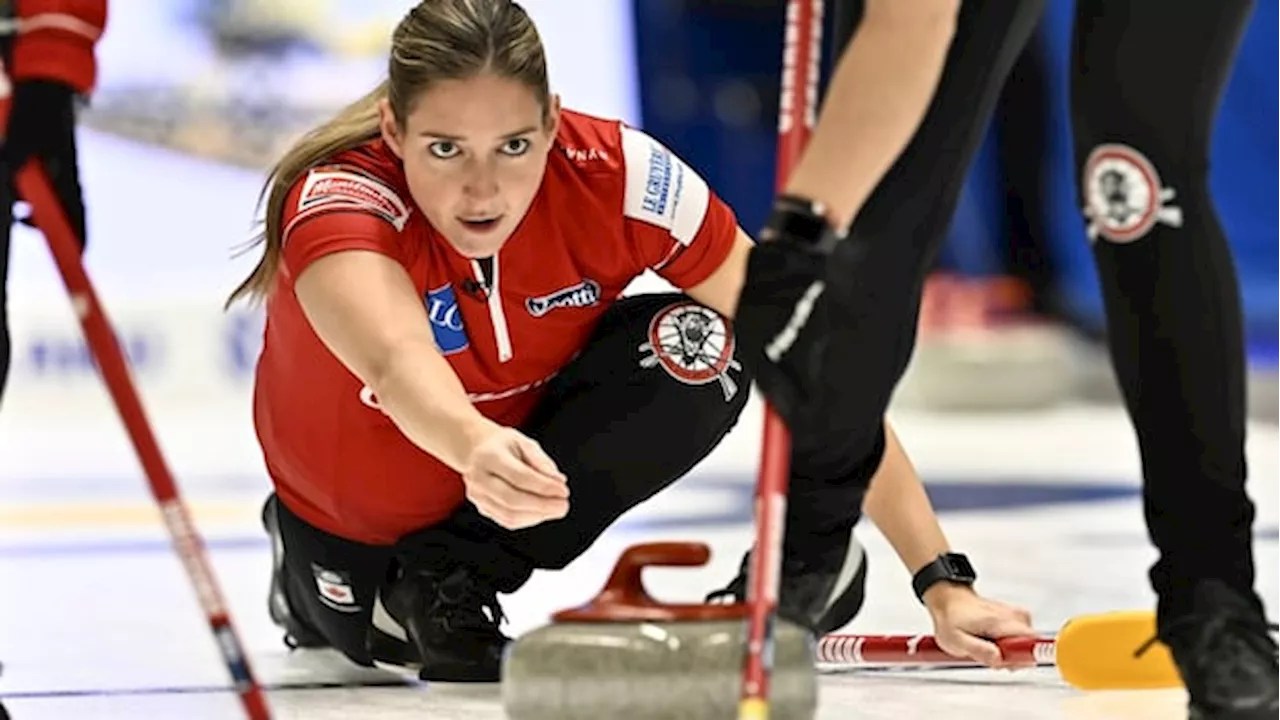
[381,73,559,258]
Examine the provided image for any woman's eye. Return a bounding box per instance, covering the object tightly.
[428,141,459,159]
[500,138,531,156]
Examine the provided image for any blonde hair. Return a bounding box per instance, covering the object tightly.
[227,0,550,306]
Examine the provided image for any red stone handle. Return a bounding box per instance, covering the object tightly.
[552,542,748,623]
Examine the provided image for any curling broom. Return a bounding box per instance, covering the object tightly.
[16,161,273,720]
[736,0,826,718]
[817,609,1182,691]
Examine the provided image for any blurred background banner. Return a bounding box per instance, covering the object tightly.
[81,0,642,166]
[7,0,1277,420]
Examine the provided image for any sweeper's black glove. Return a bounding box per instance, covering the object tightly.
[733,195,844,428]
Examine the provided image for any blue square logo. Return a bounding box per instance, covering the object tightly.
[425,284,470,355]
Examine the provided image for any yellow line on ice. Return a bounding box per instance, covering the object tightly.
[0,500,259,528]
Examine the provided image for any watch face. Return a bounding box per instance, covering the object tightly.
[943,554,976,582]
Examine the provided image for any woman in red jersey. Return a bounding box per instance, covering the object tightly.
[228,0,1032,682]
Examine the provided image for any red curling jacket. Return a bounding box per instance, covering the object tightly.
[1,0,107,129]
[8,0,107,93]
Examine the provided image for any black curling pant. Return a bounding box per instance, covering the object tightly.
[785,0,1049,550]
[1070,0,1258,620]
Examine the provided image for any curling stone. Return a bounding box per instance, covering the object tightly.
[502,542,817,720]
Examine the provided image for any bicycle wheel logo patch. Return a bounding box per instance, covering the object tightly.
[639,302,741,402]
[1082,143,1183,243]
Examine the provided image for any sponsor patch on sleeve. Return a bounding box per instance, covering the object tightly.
[424,283,470,355]
[621,126,710,247]
[295,167,412,232]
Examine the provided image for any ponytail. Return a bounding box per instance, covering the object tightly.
[226,80,389,307]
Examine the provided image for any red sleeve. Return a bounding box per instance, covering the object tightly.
[619,125,738,289]
[13,0,107,93]
[278,165,415,282]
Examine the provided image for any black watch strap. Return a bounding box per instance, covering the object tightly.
[760,194,843,253]
[912,553,977,602]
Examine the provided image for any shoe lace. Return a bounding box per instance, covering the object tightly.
[433,568,507,638]
[1135,611,1278,706]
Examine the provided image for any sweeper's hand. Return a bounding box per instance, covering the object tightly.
[924,585,1036,669]
[462,427,570,530]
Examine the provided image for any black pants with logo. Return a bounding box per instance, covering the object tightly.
[274,293,762,665]
[821,0,1258,620]
[1070,0,1257,619]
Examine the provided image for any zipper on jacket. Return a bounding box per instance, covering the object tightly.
[472,257,513,362]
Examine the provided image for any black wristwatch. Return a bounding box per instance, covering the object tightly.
[759,194,843,253]
[911,553,977,602]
